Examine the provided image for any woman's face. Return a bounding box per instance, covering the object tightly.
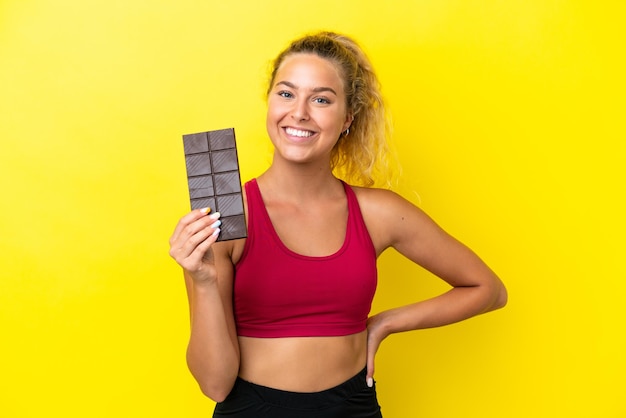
[266,53,352,166]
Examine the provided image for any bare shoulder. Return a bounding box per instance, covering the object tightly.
[351,185,430,224]
[350,186,437,255]
[351,185,414,213]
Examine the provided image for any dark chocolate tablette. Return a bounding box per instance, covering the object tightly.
[182,128,247,241]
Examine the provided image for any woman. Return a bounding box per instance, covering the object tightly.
[169,31,507,418]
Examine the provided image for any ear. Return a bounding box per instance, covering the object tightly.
[343,112,354,132]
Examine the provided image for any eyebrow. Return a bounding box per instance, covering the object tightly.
[276,81,338,96]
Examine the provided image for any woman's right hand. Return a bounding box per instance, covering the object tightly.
[168,208,222,283]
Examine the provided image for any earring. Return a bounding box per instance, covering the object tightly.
[343,128,350,137]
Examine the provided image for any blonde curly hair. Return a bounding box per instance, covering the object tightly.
[267,31,395,187]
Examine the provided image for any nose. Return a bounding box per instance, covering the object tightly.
[290,97,309,121]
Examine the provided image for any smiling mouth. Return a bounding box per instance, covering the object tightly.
[285,127,314,138]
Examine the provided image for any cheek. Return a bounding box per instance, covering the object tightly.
[266,99,286,123]
[266,104,283,138]
[324,111,349,132]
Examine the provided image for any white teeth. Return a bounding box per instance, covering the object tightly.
[285,127,313,138]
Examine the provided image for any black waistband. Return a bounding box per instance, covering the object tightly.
[233,367,370,410]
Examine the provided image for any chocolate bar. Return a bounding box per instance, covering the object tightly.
[182,128,247,241]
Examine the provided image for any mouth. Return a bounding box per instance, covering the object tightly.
[284,127,315,138]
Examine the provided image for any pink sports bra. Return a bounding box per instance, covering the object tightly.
[233,179,377,338]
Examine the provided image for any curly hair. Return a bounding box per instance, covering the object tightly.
[267,31,395,187]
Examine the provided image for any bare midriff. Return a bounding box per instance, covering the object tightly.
[237,330,367,392]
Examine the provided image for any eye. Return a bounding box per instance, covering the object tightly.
[278,90,293,99]
[313,97,331,105]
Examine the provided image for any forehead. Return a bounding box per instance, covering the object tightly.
[274,53,345,89]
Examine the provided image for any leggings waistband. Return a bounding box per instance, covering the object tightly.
[234,367,370,410]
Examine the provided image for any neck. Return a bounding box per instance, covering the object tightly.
[258,157,343,201]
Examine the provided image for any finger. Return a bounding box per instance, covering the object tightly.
[170,210,219,256]
[366,348,375,388]
[183,223,221,266]
[169,207,212,246]
[365,330,381,388]
[174,217,221,264]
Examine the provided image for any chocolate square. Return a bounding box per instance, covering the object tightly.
[188,175,213,198]
[182,128,247,241]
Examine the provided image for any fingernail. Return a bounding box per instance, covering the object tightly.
[210,220,222,229]
[366,377,373,388]
[200,207,211,214]
[208,211,221,220]
[211,227,221,237]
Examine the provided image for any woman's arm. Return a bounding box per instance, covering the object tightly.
[357,188,508,385]
[169,209,240,402]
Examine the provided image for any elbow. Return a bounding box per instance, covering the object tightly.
[186,347,240,403]
[187,357,238,403]
[491,281,508,311]
[196,378,236,403]
[200,386,231,404]
[476,277,508,314]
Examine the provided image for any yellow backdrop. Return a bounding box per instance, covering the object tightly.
[1,1,624,417]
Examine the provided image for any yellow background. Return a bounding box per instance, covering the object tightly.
[1,1,624,417]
